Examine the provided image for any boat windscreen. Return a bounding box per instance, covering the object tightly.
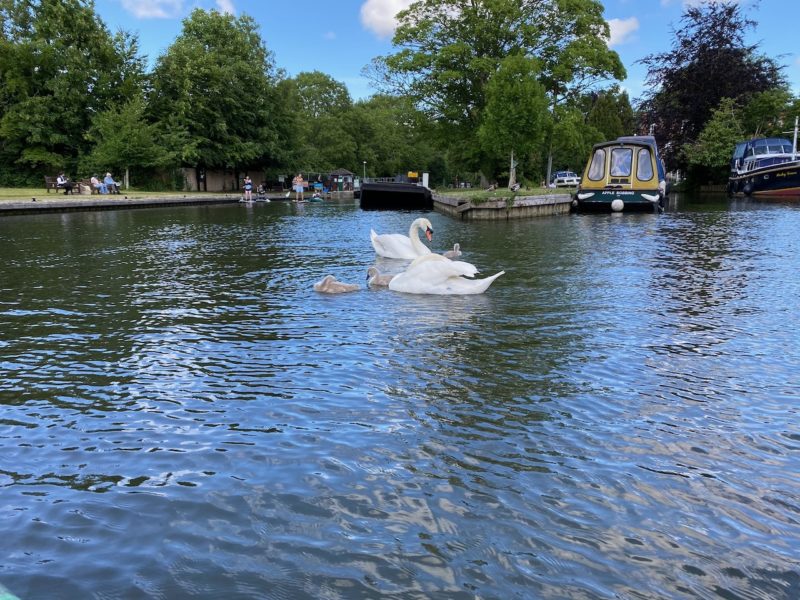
[588,149,605,181]
[636,148,653,180]
[610,148,632,177]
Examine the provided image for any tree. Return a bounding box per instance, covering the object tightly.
[478,55,549,184]
[638,0,784,170]
[683,91,800,184]
[368,0,625,179]
[81,96,176,187]
[288,71,357,171]
[682,97,743,182]
[148,9,284,185]
[0,0,145,182]
[350,94,440,179]
[585,86,636,140]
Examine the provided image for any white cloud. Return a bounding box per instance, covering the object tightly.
[216,0,235,14]
[360,0,414,38]
[607,17,639,47]
[121,0,183,19]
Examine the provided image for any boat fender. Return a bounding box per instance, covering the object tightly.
[611,198,624,212]
[742,183,752,196]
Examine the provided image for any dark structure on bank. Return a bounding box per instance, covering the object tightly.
[359,172,433,210]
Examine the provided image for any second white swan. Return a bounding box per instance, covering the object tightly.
[370,217,433,260]
[388,254,504,295]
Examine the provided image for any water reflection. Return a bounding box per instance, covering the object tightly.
[1,197,799,599]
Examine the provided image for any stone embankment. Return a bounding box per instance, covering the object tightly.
[433,192,572,220]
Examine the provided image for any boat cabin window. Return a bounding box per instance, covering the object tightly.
[610,148,633,177]
[636,148,653,180]
[588,149,606,181]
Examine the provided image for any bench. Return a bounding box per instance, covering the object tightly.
[78,179,100,195]
[46,175,79,194]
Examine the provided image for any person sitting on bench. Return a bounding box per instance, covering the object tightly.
[56,172,74,195]
[104,172,121,194]
[91,175,108,194]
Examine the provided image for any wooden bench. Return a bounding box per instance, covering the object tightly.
[78,179,100,194]
[44,175,59,192]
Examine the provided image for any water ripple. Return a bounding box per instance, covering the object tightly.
[1,200,799,599]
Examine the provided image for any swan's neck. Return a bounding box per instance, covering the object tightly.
[409,221,428,254]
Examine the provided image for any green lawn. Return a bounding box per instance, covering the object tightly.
[436,186,573,201]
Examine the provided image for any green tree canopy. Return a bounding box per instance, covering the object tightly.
[350,94,440,179]
[148,9,283,174]
[682,97,743,177]
[0,0,145,181]
[584,86,635,141]
[81,95,176,185]
[368,0,625,178]
[478,55,549,179]
[286,71,357,172]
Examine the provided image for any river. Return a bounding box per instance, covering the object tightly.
[1,194,798,599]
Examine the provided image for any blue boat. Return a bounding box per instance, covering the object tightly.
[728,117,800,197]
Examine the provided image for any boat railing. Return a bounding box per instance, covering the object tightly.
[740,154,799,174]
[363,176,424,186]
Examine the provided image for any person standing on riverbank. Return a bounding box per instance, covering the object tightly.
[243,175,253,202]
[292,173,304,202]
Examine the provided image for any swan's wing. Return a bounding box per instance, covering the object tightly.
[440,271,505,294]
[390,266,504,295]
[371,231,417,259]
[390,258,466,293]
[313,275,335,291]
[410,253,478,277]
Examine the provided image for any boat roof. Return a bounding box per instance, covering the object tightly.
[591,136,659,151]
[588,136,666,180]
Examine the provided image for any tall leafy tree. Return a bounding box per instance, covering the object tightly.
[288,71,357,172]
[149,9,284,185]
[0,0,145,182]
[368,0,625,179]
[584,86,635,141]
[81,95,176,187]
[682,97,743,182]
[478,55,549,183]
[351,94,440,179]
[638,0,784,169]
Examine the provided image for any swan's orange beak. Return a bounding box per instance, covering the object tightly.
[425,227,433,242]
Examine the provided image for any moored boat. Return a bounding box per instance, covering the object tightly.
[573,135,667,213]
[728,117,800,197]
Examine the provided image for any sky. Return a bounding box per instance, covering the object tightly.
[95,0,800,104]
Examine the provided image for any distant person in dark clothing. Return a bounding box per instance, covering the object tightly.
[56,173,74,195]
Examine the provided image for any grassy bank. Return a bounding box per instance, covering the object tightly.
[436,186,574,202]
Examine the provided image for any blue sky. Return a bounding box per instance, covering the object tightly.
[95,0,800,104]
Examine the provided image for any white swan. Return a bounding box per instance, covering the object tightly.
[366,266,395,287]
[370,217,433,259]
[313,275,360,293]
[388,254,504,295]
[442,243,462,259]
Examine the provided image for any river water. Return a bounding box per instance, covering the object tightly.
[1,195,798,599]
